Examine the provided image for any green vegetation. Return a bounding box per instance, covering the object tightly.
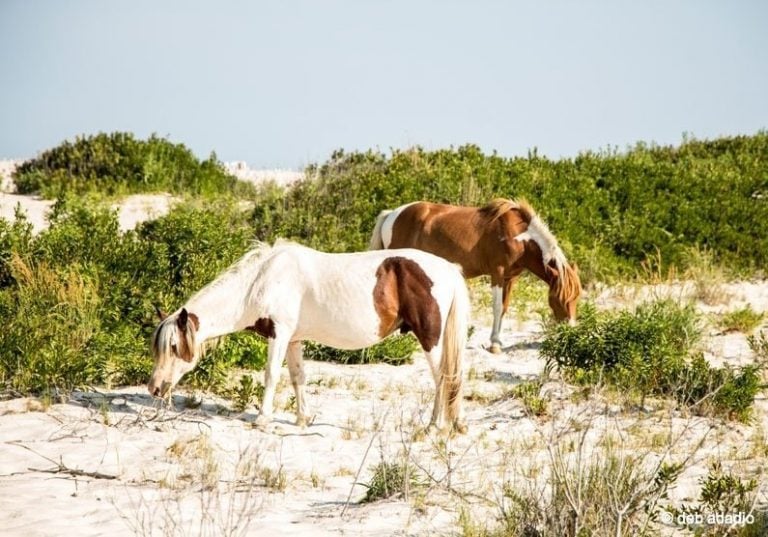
[253,133,768,282]
[509,379,548,417]
[0,195,264,395]
[541,300,764,420]
[461,447,681,537]
[304,334,419,366]
[13,132,252,197]
[361,458,422,503]
[718,306,765,334]
[671,463,768,537]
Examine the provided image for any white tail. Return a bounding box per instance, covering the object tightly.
[439,268,469,432]
[368,209,393,250]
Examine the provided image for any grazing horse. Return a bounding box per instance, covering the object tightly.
[148,241,470,434]
[369,199,581,354]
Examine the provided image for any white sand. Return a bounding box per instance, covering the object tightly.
[224,162,305,187]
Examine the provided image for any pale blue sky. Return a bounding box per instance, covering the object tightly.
[1,1,766,169]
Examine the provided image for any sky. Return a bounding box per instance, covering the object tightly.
[1,0,766,169]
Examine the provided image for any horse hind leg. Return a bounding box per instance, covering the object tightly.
[286,341,312,427]
[423,344,448,432]
[423,343,467,435]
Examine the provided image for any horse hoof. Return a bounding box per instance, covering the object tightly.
[254,414,272,430]
[490,343,502,354]
[295,414,315,428]
[453,420,468,435]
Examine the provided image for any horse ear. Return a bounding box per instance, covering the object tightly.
[545,264,560,283]
[177,308,189,330]
[154,304,168,321]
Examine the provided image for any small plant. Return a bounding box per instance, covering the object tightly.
[719,307,764,334]
[749,331,768,362]
[230,374,263,412]
[541,300,764,420]
[510,380,548,417]
[260,465,288,492]
[672,462,768,536]
[361,458,422,503]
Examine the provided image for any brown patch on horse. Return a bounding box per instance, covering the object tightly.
[372,256,442,351]
[187,312,200,331]
[389,201,529,281]
[247,317,276,339]
[174,308,198,362]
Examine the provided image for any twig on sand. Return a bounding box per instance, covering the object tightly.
[7,440,118,480]
[29,464,117,480]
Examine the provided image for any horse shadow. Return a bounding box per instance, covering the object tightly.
[67,389,259,424]
[501,339,542,353]
[66,389,347,435]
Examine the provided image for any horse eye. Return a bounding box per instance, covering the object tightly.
[171,344,178,355]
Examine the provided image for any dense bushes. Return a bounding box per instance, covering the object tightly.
[0,197,264,394]
[13,132,252,197]
[254,133,768,281]
[541,300,764,420]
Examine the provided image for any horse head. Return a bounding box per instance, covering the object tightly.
[148,307,200,398]
[544,261,582,325]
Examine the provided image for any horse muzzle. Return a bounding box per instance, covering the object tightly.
[147,379,172,398]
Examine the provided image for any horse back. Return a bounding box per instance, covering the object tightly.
[388,202,527,278]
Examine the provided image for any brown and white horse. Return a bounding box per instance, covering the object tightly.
[148,241,470,434]
[369,199,581,353]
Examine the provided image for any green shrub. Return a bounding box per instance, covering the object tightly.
[0,196,262,395]
[541,300,763,420]
[0,256,103,394]
[672,463,768,536]
[14,132,253,197]
[718,307,764,334]
[303,334,419,365]
[362,458,422,503]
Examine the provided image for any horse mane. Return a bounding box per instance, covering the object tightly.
[485,198,582,305]
[480,198,536,224]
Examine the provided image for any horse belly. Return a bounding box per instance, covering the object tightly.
[294,294,384,350]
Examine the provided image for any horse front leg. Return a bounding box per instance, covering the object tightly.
[489,284,504,354]
[256,333,289,427]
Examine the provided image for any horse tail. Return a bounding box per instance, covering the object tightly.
[368,209,393,250]
[440,266,470,432]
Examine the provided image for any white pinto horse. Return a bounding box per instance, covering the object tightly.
[148,241,470,434]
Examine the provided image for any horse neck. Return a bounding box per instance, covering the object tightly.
[516,245,554,287]
[183,265,261,342]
